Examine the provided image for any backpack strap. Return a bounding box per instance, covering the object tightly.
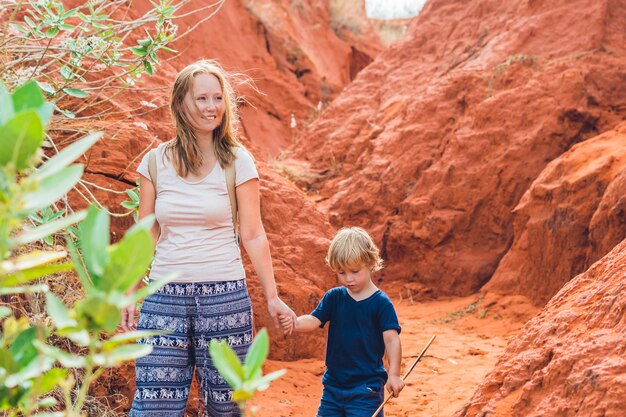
[225,158,238,241]
[147,148,157,191]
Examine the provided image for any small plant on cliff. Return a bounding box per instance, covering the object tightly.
[209,328,285,416]
[0,81,169,416]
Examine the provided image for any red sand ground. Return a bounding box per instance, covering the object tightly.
[249,293,537,416]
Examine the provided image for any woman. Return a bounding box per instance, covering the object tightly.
[124,60,296,417]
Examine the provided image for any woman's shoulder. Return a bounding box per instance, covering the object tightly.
[233,146,254,161]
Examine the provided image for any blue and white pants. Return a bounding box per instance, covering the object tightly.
[129,279,253,417]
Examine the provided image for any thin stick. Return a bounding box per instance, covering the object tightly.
[370,335,436,417]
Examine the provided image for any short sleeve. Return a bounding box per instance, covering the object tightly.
[234,147,259,186]
[378,295,401,334]
[310,288,338,328]
[137,150,151,180]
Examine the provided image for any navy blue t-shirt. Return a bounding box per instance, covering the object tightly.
[311,286,401,388]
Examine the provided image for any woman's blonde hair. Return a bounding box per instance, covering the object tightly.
[326,227,384,272]
[167,59,246,177]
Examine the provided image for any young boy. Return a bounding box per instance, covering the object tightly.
[280,227,404,417]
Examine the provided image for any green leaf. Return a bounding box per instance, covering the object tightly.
[55,328,90,346]
[61,8,77,19]
[120,201,137,209]
[244,328,269,379]
[0,283,49,295]
[45,27,59,38]
[4,356,55,388]
[62,88,89,98]
[24,16,37,29]
[129,275,176,304]
[56,107,75,119]
[36,81,56,95]
[0,82,14,124]
[60,66,72,81]
[101,217,154,292]
[66,237,92,291]
[0,111,43,171]
[232,389,253,403]
[9,22,29,34]
[9,327,39,366]
[104,344,152,366]
[78,206,110,279]
[102,330,166,350]
[1,250,67,275]
[0,306,11,319]
[13,211,86,246]
[126,188,139,201]
[208,339,244,389]
[33,368,67,395]
[12,81,53,124]
[160,45,177,53]
[130,46,147,57]
[22,165,83,212]
[75,295,120,333]
[247,369,286,392]
[37,131,102,179]
[34,396,57,409]
[46,293,77,330]
[144,60,154,75]
[33,340,86,368]
[0,263,73,287]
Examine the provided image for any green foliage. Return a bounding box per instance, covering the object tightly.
[0,81,168,416]
[121,187,140,222]
[209,329,285,414]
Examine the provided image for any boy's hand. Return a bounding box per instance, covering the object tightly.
[386,375,405,398]
[278,314,294,336]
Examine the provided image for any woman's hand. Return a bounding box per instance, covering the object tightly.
[267,297,297,335]
[278,314,294,335]
[120,303,137,332]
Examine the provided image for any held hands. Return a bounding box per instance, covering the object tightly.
[386,375,405,398]
[267,296,297,336]
[278,314,295,335]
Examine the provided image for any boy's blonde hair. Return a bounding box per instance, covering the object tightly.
[326,227,384,272]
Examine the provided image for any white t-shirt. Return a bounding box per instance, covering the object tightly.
[137,143,259,283]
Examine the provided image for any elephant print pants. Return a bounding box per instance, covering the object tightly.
[129,279,253,417]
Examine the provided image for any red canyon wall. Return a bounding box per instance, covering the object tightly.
[456,238,626,417]
[291,0,626,298]
[485,122,626,306]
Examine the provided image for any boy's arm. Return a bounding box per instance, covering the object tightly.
[383,329,404,397]
[295,315,322,333]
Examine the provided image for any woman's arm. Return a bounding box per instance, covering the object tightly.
[383,329,404,397]
[120,174,160,331]
[237,178,297,333]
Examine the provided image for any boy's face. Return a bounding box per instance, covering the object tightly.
[336,263,373,295]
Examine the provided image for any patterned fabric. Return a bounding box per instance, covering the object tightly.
[130,280,252,417]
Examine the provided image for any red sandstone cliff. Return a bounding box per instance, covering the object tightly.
[485,122,626,306]
[455,238,626,417]
[290,0,626,297]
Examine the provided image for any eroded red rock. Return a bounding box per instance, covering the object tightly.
[485,122,626,306]
[290,0,626,298]
[456,239,626,417]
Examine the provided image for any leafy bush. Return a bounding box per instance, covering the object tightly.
[209,328,285,416]
[0,81,168,416]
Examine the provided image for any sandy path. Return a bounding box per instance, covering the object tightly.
[250,294,536,417]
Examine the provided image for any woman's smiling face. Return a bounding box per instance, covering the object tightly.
[183,73,224,134]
